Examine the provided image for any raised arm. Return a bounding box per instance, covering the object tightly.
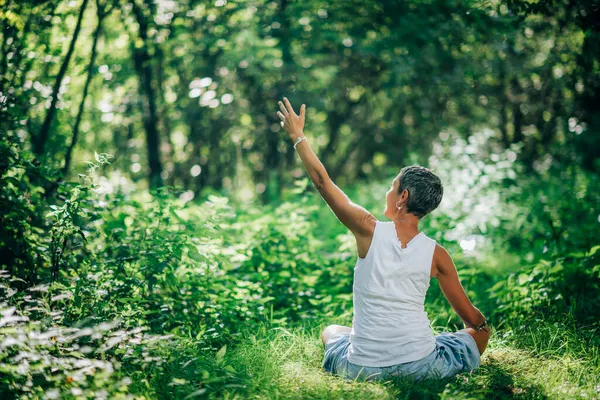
[276,97,376,237]
[434,243,488,330]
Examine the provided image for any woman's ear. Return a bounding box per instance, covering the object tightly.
[400,189,409,201]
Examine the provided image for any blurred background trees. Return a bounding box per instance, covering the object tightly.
[2,2,600,396]
[1,0,598,203]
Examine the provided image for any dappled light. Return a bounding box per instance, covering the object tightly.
[1,0,600,398]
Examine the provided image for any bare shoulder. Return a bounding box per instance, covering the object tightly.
[431,243,450,278]
[432,243,452,278]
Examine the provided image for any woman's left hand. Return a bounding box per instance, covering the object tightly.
[277,97,306,141]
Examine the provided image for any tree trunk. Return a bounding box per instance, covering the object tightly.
[265,0,295,203]
[62,8,104,179]
[1,3,35,93]
[0,0,16,88]
[498,61,510,148]
[154,45,177,186]
[15,3,59,93]
[320,98,363,180]
[131,1,163,189]
[510,76,523,144]
[35,0,89,157]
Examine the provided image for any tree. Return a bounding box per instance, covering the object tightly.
[35,0,90,157]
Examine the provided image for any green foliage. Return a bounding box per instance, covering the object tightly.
[1,0,600,396]
[2,125,599,397]
[45,153,114,281]
[0,130,52,285]
[0,271,161,399]
[488,245,600,324]
[235,200,342,323]
[3,0,599,195]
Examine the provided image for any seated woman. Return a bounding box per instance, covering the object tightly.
[277,97,490,383]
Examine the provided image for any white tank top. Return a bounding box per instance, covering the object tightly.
[347,220,437,367]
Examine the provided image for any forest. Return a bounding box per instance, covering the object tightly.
[1,0,599,398]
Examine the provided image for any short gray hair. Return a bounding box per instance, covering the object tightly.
[396,165,443,219]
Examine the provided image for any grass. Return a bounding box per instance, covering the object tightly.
[136,316,598,400]
[104,249,600,400]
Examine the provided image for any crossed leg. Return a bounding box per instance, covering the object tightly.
[321,324,351,346]
[321,324,490,357]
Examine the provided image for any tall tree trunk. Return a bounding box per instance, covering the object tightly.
[172,62,194,188]
[541,98,559,145]
[35,0,89,157]
[154,45,177,185]
[15,3,59,93]
[5,12,33,91]
[131,1,163,189]
[1,2,36,93]
[498,61,510,148]
[62,8,104,179]
[499,98,509,148]
[320,98,363,180]
[0,0,16,87]
[231,64,270,201]
[510,76,523,144]
[266,0,294,203]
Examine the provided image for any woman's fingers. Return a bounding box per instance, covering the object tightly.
[278,100,289,116]
[278,98,304,134]
[283,97,296,116]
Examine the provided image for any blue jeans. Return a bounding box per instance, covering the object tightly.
[322,331,481,382]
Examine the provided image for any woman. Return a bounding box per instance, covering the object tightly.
[276,97,490,383]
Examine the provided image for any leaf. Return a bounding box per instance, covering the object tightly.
[184,389,207,399]
[216,344,226,365]
[486,280,506,293]
[224,365,236,373]
[186,245,203,260]
[588,245,600,256]
[169,207,184,222]
[166,272,178,287]
[94,151,101,162]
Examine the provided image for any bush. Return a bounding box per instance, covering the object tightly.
[487,244,600,324]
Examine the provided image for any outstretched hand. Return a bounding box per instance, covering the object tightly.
[277,97,306,140]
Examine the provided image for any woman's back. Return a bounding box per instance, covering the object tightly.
[348,220,437,367]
